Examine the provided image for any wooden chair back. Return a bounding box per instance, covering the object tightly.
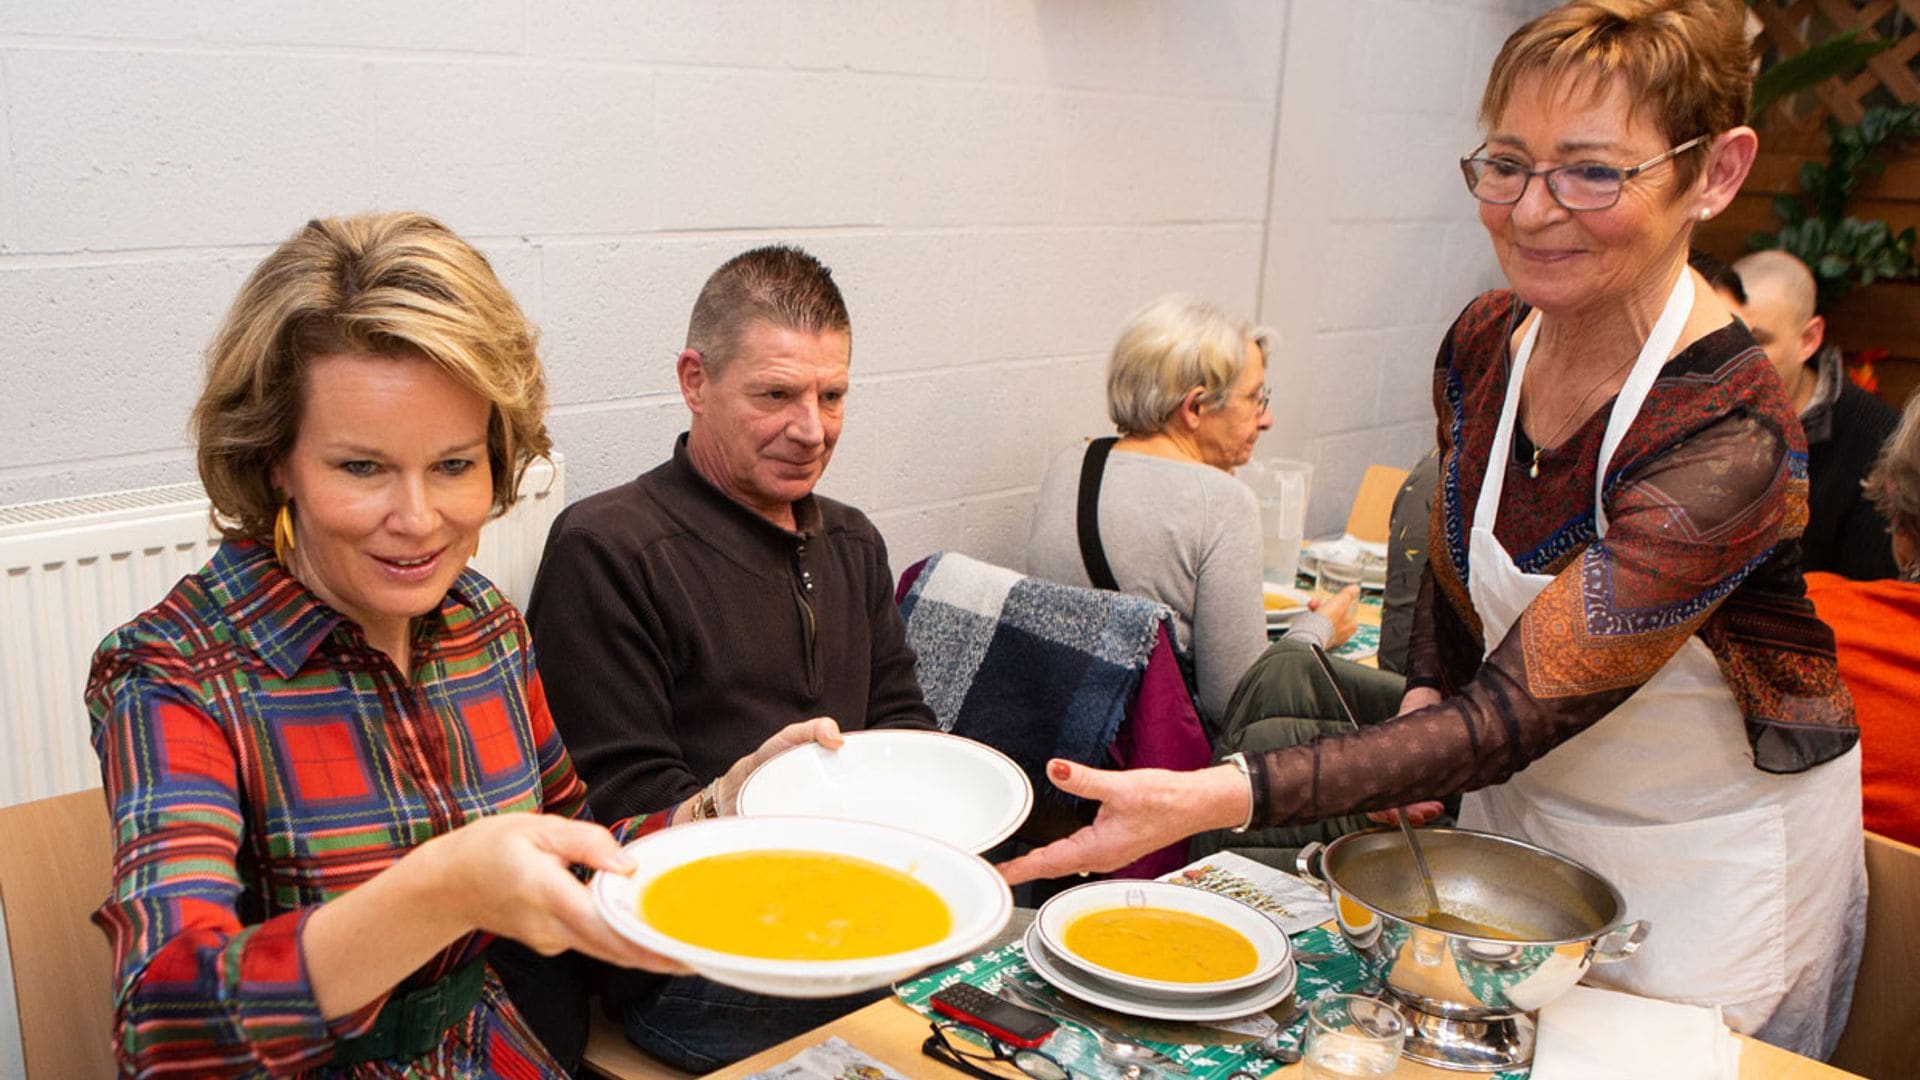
[0,788,117,1078]
[1830,830,1920,1079]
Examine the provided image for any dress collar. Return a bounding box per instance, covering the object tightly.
[209,539,487,679]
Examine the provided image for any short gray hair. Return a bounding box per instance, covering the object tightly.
[1106,294,1273,437]
[1866,391,1920,543]
[685,244,850,378]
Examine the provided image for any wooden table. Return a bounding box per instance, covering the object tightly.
[705,992,1860,1079]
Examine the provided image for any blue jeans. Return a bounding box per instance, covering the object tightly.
[620,975,889,1072]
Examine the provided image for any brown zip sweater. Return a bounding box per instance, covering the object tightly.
[525,433,934,822]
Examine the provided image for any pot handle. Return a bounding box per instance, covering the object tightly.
[1591,920,1650,964]
[1295,842,1326,884]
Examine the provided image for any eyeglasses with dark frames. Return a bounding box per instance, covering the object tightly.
[922,1021,1072,1080]
[1459,133,1711,212]
[1196,384,1271,414]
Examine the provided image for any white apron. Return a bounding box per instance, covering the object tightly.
[1457,270,1864,1053]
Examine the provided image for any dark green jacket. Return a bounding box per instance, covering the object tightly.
[1190,640,1414,870]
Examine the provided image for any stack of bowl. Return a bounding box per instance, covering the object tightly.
[1025,880,1297,1022]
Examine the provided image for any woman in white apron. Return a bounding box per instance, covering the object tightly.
[1001,2,1866,1059]
[1459,265,1864,1055]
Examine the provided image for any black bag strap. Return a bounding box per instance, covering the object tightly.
[1076,437,1121,592]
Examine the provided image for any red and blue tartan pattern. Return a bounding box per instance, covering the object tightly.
[86,540,667,1077]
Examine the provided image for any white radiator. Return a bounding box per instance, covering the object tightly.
[0,454,565,809]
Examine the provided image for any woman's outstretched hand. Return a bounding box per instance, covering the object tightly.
[996,759,1246,886]
[1367,802,1447,827]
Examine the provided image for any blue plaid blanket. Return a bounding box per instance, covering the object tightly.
[899,551,1176,802]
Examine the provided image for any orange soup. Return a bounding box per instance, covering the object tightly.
[642,849,950,960]
[1063,907,1258,983]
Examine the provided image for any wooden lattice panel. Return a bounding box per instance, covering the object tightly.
[1752,0,1920,149]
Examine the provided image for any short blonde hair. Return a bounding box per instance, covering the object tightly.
[193,212,551,543]
[1867,392,1920,544]
[1481,0,1751,191]
[1106,294,1272,438]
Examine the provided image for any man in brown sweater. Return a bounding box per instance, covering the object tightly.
[510,245,934,1071]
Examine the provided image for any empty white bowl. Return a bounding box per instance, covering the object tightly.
[592,815,1013,998]
[737,729,1033,854]
[1034,879,1290,997]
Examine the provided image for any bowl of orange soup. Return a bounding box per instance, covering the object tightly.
[1035,880,1290,997]
[592,816,1013,998]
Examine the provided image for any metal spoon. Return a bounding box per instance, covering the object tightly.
[1305,642,1443,917]
[996,980,1186,1075]
[1251,1037,1302,1065]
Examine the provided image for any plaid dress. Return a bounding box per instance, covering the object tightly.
[86,540,668,1077]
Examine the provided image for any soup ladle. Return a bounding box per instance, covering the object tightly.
[1305,642,1444,919]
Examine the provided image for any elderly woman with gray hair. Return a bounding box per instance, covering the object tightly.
[1026,293,1357,729]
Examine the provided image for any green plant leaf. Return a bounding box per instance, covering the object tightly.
[1752,103,1920,292]
[1750,32,1898,121]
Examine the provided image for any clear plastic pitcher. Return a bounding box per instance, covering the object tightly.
[1241,458,1312,586]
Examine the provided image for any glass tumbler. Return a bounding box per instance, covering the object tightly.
[1302,993,1406,1079]
[1314,556,1364,606]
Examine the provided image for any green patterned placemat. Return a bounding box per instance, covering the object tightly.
[897,925,1528,1079]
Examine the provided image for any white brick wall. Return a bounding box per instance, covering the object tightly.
[1262,0,1546,534]
[0,1,1550,1068]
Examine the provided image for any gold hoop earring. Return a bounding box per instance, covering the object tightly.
[273,501,296,565]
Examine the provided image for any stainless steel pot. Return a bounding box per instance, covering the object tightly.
[1298,828,1647,1071]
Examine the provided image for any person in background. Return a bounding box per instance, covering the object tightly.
[86,212,832,1077]
[524,244,934,1071]
[1733,249,1900,579]
[1377,448,1439,675]
[1000,1,1864,1058]
[1806,390,1920,847]
[1688,247,1746,304]
[1025,293,1356,731]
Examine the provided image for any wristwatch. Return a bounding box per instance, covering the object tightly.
[691,780,721,820]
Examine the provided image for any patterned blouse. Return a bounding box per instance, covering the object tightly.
[1249,290,1857,827]
[86,540,671,1077]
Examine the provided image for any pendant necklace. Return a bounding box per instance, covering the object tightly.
[1524,346,1640,479]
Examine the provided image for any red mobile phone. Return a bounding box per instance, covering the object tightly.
[929,983,1059,1049]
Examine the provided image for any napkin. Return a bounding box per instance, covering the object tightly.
[1530,985,1741,1080]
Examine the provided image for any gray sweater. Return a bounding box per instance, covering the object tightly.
[1026,444,1330,725]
